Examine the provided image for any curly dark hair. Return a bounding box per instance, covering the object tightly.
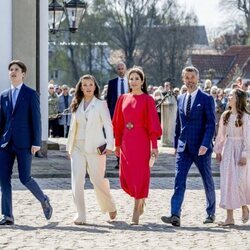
[223,88,250,127]
[71,74,100,113]
[128,66,148,94]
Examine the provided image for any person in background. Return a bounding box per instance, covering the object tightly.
[180,85,188,95]
[173,87,180,99]
[107,62,128,169]
[69,87,76,97]
[0,60,52,225]
[48,84,59,137]
[204,79,212,94]
[214,88,250,226]
[211,87,225,136]
[55,85,62,96]
[147,85,154,95]
[113,67,162,225]
[152,89,163,123]
[58,84,73,138]
[66,74,116,225]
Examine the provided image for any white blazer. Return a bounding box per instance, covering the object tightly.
[66,97,114,154]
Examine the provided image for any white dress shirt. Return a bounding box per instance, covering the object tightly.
[184,88,199,115]
[117,77,128,96]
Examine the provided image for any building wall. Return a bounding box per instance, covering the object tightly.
[12,0,37,89]
[0,0,12,91]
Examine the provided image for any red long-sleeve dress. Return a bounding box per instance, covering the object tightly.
[112,93,162,199]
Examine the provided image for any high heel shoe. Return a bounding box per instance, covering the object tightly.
[109,210,117,220]
[241,206,249,224]
[130,209,140,225]
[218,219,235,227]
[139,200,146,215]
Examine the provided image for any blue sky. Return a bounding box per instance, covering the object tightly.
[178,0,222,29]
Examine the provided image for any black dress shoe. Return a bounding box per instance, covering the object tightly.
[161,215,180,227]
[0,216,14,225]
[35,151,44,158]
[203,215,215,224]
[41,195,53,220]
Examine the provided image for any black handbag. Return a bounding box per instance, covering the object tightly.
[97,143,107,155]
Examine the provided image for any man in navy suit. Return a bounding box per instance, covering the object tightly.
[0,60,52,225]
[161,66,216,227]
[107,62,128,169]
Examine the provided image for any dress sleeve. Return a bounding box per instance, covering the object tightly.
[213,113,226,154]
[146,96,162,149]
[112,95,124,147]
[242,113,250,158]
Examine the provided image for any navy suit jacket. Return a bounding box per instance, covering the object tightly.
[174,89,215,155]
[106,77,118,118]
[0,84,41,149]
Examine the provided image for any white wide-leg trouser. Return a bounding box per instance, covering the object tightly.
[71,140,116,223]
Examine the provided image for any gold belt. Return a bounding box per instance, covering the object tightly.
[126,122,134,130]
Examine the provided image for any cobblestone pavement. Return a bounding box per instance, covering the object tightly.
[1,177,250,250]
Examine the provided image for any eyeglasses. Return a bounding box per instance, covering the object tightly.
[49,87,54,89]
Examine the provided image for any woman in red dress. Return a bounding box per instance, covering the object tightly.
[112,67,162,224]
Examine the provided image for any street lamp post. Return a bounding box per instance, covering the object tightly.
[48,0,87,34]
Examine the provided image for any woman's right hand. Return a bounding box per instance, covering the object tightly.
[115,146,120,157]
[216,153,222,163]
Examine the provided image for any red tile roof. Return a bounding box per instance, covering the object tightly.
[190,45,250,87]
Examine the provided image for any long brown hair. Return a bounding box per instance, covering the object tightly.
[223,88,250,127]
[71,74,100,112]
[128,67,148,94]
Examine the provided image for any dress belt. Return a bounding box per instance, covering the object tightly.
[125,122,144,130]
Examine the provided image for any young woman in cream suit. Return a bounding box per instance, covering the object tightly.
[66,74,116,225]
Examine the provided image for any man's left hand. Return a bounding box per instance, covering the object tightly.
[198,146,207,156]
[31,146,40,155]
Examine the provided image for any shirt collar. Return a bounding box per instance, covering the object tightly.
[187,88,199,98]
[11,82,23,90]
[118,76,126,82]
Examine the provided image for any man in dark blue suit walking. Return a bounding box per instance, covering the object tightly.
[161,66,216,227]
[0,60,52,225]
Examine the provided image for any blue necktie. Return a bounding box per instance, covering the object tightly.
[186,94,191,117]
[12,88,18,108]
[120,79,125,95]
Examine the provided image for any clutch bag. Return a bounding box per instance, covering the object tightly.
[97,143,107,155]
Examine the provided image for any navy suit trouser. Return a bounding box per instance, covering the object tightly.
[171,147,216,217]
[0,142,45,219]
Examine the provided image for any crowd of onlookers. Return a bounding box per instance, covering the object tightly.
[48,76,250,140]
[48,80,75,138]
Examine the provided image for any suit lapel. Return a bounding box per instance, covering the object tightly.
[179,94,187,121]
[84,97,97,125]
[114,78,118,98]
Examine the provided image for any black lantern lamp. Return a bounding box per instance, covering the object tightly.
[64,0,87,33]
[49,0,87,34]
[48,0,65,34]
